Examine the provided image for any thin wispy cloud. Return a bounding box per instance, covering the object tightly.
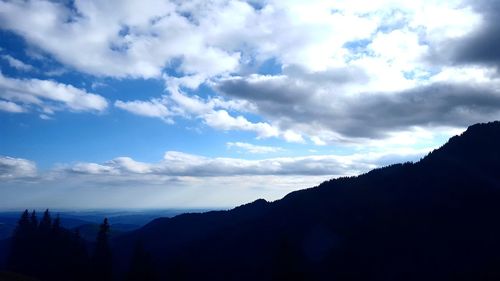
[226,142,284,154]
[1,55,34,72]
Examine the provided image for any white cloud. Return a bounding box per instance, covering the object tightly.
[283,130,305,143]
[0,156,37,179]
[1,0,498,147]
[429,66,500,84]
[0,0,477,80]
[114,98,172,123]
[0,147,436,208]
[55,148,429,178]
[227,142,283,154]
[203,109,279,138]
[0,0,241,79]
[0,72,108,115]
[109,157,152,174]
[1,55,34,71]
[116,82,285,140]
[310,136,326,146]
[410,1,482,39]
[369,29,428,71]
[0,100,25,113]
[71,163,118,175]
[39,114,52,120]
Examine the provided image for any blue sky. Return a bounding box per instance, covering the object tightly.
[1,0,500,209]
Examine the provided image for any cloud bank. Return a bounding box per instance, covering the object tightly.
[0,147,430,208]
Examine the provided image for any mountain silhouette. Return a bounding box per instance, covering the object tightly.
[112,121,500,280]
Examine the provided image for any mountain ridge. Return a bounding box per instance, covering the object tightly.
[113,121,500,280]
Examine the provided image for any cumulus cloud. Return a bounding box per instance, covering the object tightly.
[0,72,108,115]
[2,0,500,145]
[0,0,241,79]
[0,156,37,179]
[0,0,475,79]
[103,0,500,145]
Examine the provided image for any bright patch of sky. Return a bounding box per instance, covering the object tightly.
[1,0,500,209]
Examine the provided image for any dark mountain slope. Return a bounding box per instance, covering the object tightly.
[114,121,500,281]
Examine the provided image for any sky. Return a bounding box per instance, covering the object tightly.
[1,0,500,209]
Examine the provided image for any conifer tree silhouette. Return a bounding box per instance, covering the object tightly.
[28,210,40,276]
[6,210,93,281]
[37,209,52,280]
[6,210,31,274]
[39,209,52,234]
[6,210,40,277]
[29,210,38,230]
[92,218,112,281]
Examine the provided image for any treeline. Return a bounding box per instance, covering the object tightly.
[4,210,157,281]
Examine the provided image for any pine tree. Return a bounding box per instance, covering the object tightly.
[28,210,41,277]
[6,210,30,273]
[6,210,43,277]
[15,209,30,233]
[7,209,92,281]
[92,218,112,281]
[29,210,38,230]
[39,209,52,233]
[37,209,53,280]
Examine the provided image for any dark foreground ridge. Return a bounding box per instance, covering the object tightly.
[111,121,500,281]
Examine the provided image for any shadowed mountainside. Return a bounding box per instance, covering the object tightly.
[113,121,500,281]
